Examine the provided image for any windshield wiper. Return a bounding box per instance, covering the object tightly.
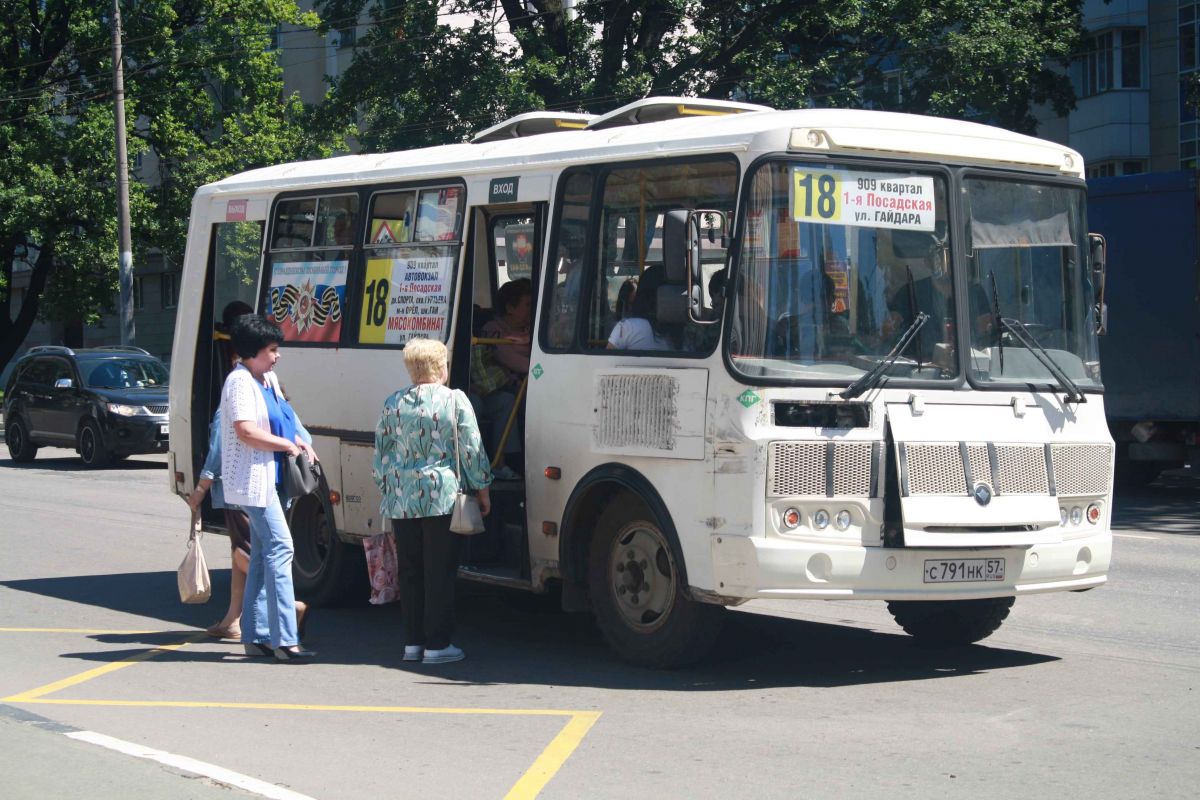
[905,266,925,369]
[840,312,929,400]
[998,317,1086,404]
[988,270,1003,374]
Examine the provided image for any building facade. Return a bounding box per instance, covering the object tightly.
[1039,0,1200,175]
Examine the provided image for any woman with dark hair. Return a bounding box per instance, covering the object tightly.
[187,303,309,641]
[607,266,672,350]
[477,278,531,476]
[222,314,317,662]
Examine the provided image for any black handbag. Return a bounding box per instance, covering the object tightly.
[284,451,321,498]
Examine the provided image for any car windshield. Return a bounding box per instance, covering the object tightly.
[729,161,956,383]
[82,357,170,389]
[963,178,1101,390]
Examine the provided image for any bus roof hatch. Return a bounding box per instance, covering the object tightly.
[585,96,773,130]
[472,111,596,143]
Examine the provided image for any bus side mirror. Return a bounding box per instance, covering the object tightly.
[1089,232,1107,334]
[687,209,728,324]
[663,209,689,284]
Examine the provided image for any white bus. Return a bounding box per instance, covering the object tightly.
[169,97,1114,667]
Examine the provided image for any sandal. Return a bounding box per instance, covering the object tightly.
[206,621,241,640]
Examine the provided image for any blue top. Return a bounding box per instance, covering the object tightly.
[200,397,311,503]
[260,383,298,486]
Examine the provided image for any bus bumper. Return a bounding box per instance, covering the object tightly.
[706,530,1111,602]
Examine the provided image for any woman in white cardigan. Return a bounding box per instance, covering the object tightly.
[221,315,317,662]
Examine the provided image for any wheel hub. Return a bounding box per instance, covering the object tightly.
[610,525,675,631]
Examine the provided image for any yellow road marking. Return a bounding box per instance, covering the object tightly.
[3,631,602,798]
[504,711,601,800]
[13,698,585,716]
[3,634,203,701]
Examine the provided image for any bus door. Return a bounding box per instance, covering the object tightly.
[190,201,266,527]
[452,197,546,582]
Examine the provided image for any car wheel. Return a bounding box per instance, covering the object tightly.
[6,417,39,463]
[78,420,112,468]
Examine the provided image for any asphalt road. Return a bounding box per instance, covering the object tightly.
[1,444,1197,800]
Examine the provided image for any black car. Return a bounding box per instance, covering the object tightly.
[3,346,170,467]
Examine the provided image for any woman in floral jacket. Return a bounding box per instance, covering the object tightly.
[372,338,492,664]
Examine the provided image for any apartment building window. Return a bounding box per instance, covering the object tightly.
[133,276,145,310]
[338,26,356,49]
[160,272,180,309]
[1076,29,1143,97]
[1182,6,1200,168]
[1086,161,1145,178]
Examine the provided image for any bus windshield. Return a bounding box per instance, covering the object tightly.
[729,161,957,383]
[962,177,1102,390]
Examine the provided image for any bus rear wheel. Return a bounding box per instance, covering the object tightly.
[587,506,723,668]
[290,494,366,607]
[886,597,1014,646]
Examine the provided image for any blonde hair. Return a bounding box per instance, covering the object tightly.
[403,338,448,384]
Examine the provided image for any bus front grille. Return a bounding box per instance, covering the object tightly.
[767,441,876,498]
[900,442,1112,498]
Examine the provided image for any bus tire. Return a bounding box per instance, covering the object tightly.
[290,493,367,607]
[587,504,724,668]
[886,597,1014,646]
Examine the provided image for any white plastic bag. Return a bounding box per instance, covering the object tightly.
[177,512,211,604]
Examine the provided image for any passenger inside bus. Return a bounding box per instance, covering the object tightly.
[472,278,531,479]
[607,265,675,350]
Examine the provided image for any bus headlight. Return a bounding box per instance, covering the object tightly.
[1086,504,1102,525]
[781,507,801,530]
[1060,507,1068,526]
[834,510,852,531]
[1070,506,1083,526]
[813,509,830,530]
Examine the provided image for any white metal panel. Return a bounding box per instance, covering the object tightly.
[339,441,384,539]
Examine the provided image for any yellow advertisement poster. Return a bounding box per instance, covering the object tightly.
[358,255,454,345]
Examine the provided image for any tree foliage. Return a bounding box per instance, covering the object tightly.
[0,0,349,371]
[318,0,1082,151]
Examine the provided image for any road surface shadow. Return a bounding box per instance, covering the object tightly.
[0,454,165,472]
[6,572,1056,690]
[1112,468,1200,536]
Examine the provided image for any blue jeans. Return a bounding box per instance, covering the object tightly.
[241,491,298,648]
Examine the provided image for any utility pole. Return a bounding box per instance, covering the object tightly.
[112,0,135,346]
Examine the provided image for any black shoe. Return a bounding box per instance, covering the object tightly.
[243,642,273,657]
[273,645,316,662]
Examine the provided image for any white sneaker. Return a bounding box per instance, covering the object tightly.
[422,644,465,664]
[403,645,424,662]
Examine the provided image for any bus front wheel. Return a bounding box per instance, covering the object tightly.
[587,506,723,668]
[290,494,366,607]
[886,597,1014,646]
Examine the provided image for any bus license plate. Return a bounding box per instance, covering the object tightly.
[923,558,1005,583]
[159,424,169,436]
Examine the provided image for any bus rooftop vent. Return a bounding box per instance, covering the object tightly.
[585,96,773,130]
[472,111,597,143]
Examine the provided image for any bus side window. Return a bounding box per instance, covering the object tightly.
[581,159,737,354]
[545,171,594,350]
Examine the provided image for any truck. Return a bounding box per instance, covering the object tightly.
[1089,171,1200,485]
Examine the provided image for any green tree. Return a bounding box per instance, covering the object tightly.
[0,1,349,372]
[317,0,1081,151]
